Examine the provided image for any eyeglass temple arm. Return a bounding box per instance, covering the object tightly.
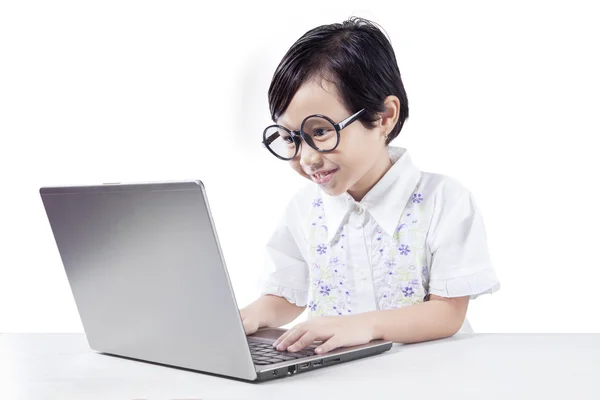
[263,130,301,147]
[262,132,279,146]
[337,109,365,130]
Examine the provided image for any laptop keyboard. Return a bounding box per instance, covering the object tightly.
[248,340,315,365]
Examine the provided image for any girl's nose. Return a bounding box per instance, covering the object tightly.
[299,142,323,172]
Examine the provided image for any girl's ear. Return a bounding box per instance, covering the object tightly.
[379,95,400,136]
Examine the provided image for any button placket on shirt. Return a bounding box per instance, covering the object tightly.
[346,202,377,312]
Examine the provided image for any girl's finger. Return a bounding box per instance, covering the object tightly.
[315,334,344,354]
[287,330,319,352]
[275,327,307,351]
[273,325,298,347]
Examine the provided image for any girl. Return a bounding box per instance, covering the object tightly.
[240,17,500,355]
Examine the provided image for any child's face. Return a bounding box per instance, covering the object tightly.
[276,78,390,200]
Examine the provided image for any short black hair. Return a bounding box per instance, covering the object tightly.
[268,17,409,144]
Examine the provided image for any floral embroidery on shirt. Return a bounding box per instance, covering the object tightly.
[373,187,429,310]
[398,244,411,255]
[307,184,430,317]
[316,244,327,255]
[307,204,353,317]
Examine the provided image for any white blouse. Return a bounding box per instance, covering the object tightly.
[260,146,500,333]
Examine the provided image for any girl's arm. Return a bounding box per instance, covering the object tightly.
[367,295,469,343]
[273,295,469,353]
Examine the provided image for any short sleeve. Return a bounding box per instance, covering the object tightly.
[259,196,310,307]
[427,182,500,299]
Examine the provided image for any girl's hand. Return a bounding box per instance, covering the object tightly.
[239,308,260,335]
[273,314,375,354]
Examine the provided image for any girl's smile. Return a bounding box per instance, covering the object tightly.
[310,168,339,185]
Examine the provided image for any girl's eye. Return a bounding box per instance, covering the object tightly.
[283,136,294,144]
[313,128,332,137]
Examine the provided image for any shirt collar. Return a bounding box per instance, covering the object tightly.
[321,146,422,243]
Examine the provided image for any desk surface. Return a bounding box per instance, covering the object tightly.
[1,333,598,399]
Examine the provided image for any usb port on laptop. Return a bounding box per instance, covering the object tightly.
[312,359,323,367]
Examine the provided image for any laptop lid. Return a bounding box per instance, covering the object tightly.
[40,180,257,381]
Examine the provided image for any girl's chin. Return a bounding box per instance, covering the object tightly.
[319,182,348,197]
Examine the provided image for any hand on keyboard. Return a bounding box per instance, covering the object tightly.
[248,340,315,365]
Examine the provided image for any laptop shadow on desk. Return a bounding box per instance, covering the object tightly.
[96,351,254,384]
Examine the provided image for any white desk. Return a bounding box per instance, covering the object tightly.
[1,333,598,399]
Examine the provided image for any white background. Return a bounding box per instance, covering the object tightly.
[1,0,598,334]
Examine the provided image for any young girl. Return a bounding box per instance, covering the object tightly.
[240,17,500,355]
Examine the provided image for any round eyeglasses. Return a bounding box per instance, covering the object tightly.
[262,108,365,161]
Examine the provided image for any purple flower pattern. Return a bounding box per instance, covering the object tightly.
[399,244,411,255]
[412,193,423,203]
[316,244,327,255]
[320,285,331,296]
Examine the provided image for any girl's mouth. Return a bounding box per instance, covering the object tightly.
[312,169,338,184]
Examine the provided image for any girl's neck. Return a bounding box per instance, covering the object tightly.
[347,148,393,202]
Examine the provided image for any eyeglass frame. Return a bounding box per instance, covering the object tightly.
[262,108,366,161]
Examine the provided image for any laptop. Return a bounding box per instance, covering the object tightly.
[39,179,393,382]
